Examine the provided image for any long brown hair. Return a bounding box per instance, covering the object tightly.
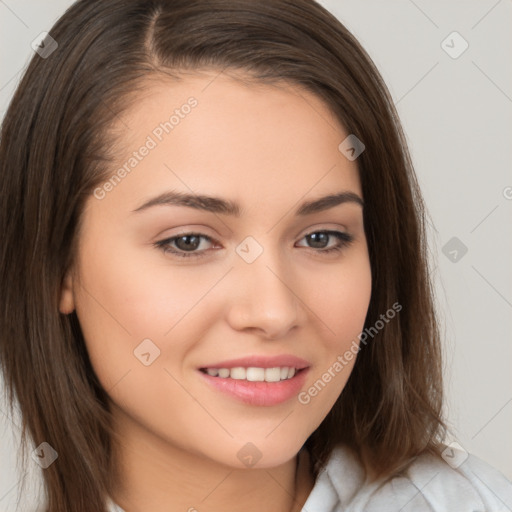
[0,0,446,510]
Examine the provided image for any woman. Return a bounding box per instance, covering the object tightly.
[1,1,511,511]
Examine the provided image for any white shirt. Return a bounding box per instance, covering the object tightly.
[106,444,512,511]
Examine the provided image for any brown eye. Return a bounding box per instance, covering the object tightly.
[154,233,216,258]
[297,230,353,254]
[174,235,202,252]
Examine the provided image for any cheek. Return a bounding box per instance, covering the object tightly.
[309,250,372,349]
[297,252,372,417]
[75,237,217,334]
[72,235,235,399]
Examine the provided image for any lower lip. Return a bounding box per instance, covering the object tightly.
[199,369,309,406]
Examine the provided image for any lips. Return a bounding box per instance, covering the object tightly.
[198,354,310,406]
[200,354,310,371]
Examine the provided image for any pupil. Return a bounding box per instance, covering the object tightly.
[308,232,328,248]
[177,235,200,251]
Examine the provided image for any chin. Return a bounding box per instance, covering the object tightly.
[206,434,308,470]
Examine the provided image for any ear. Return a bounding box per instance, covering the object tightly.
[59,269,76,314]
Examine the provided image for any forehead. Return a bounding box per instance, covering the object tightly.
[96,71,362,215]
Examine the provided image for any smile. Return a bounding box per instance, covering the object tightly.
[197,355,310,406]
[200,366,298,382]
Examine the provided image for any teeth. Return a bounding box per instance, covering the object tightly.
[230,367,246,380]
[246,367,265,381]
[203,366,299,382]
[265,367,281,382]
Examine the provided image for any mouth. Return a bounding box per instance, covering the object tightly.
[199,366,303,382]
[197,355,310,406]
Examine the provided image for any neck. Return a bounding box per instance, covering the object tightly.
[109,412,315,512]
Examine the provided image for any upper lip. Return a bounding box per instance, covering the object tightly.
[200,354,310,370]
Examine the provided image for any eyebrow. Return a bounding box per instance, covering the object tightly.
[132,190,364,216]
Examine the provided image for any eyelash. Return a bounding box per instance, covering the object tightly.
[153,230,354,259]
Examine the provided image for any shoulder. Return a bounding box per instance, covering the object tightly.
[305,444,512,512]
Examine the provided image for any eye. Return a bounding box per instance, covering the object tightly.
[154,233,217,258]
[296,230,354,255]
[154,230,354,259]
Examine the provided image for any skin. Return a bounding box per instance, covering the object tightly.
[59,70,372,512]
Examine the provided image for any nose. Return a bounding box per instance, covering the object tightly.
[225,250,304,340]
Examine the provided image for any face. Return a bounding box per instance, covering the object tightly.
[60,71,372,469]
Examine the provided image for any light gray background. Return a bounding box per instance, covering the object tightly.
[1,0,511,510]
